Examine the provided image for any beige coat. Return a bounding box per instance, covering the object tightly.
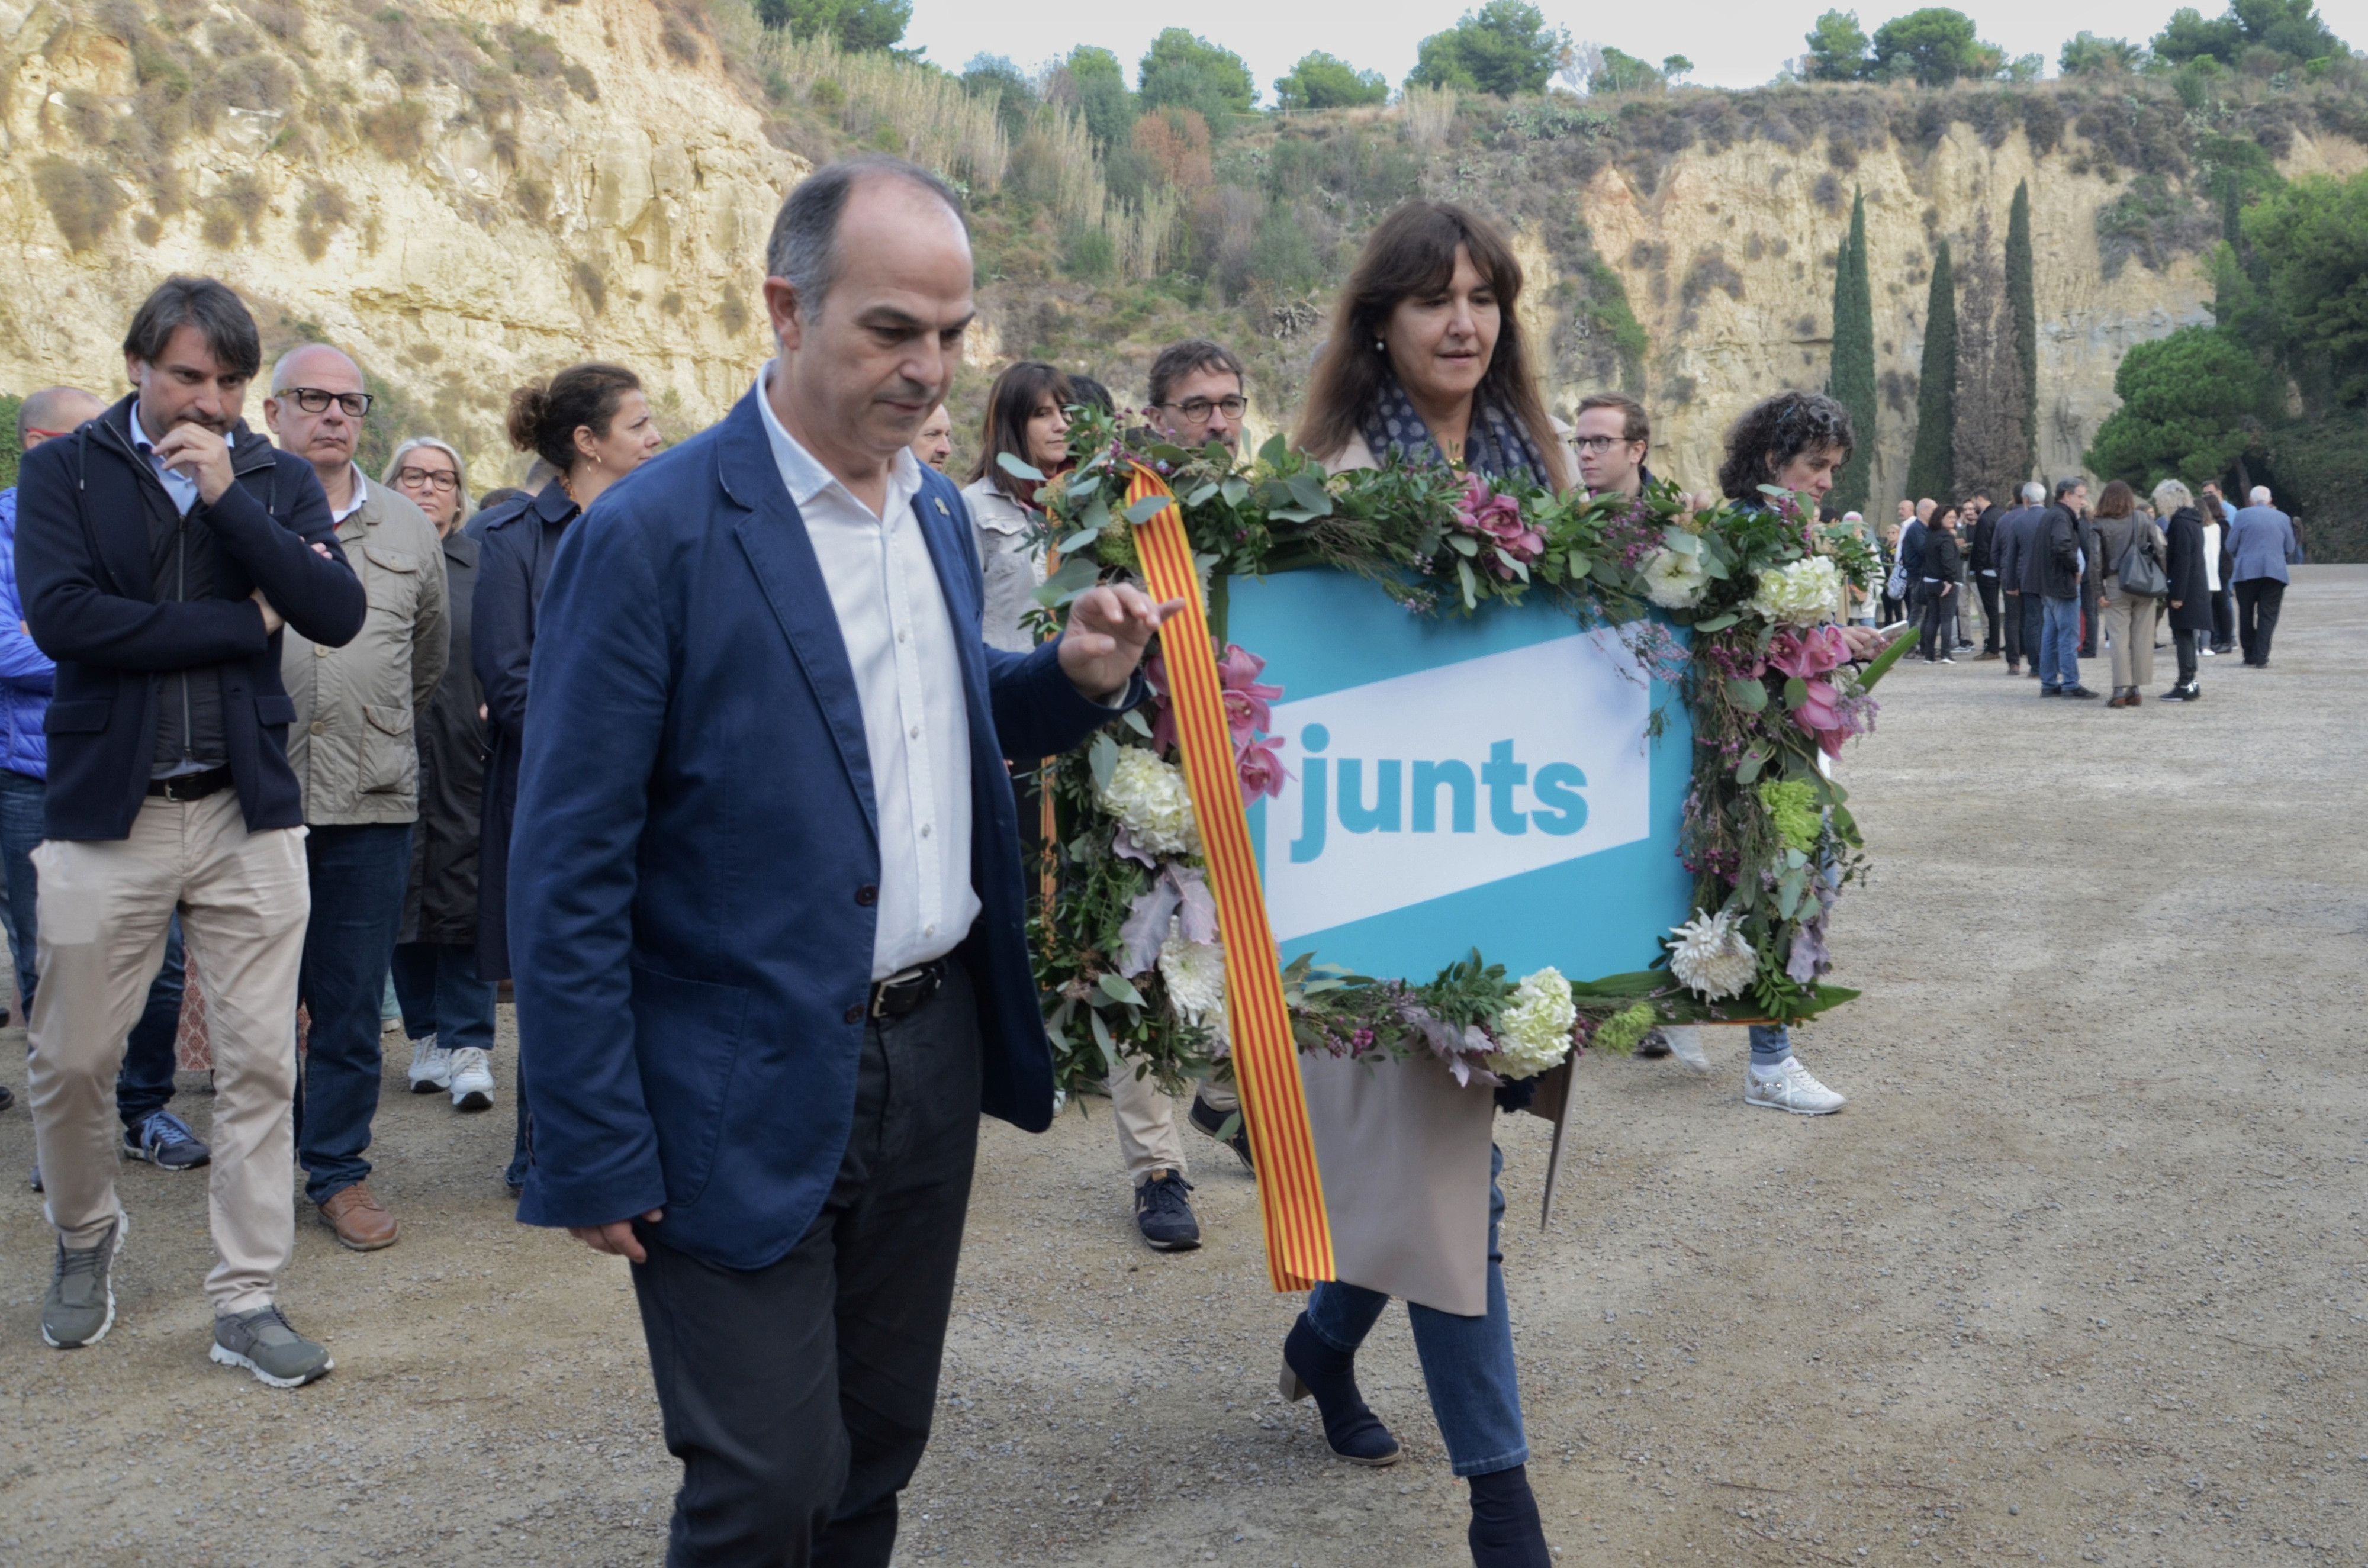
[281,478,449,825]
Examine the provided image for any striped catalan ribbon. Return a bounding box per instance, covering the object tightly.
[1122,462,1335,1293]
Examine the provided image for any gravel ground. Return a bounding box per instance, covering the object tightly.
[2,567,2363,1568]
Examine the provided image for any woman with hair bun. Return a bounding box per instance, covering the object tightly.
[472,363,660,1189]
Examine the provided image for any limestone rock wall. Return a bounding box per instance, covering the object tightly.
[0,0,802,487]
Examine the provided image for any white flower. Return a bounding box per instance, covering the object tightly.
[1668,910,1758,1001]
[1157,932,1226,1027]
[1641,546,1708,608]
[1098,747,1200,857]
[1487,966,1578,1080]
[1747,556,1845,627]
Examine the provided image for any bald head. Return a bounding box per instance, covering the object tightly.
[271,343,362,395]
[18,387,106,450]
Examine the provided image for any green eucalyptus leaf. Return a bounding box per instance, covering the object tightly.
[1058,528,1101,553]
[1185,482,1220,506]
[1088,732,1118,792]
[996,452,1045,483]
[1456,559,1479,610]
[1693,611,1739,631]
[1220,476,1250,506]
[1120,707,1153,739]
[1782,676,1809,710]
[1098,973,1147,1008]
[1445,532,1479,556]
[1726,676,1768,711]
[1285,472,1334,516]
[1124,494,1176,526]
[1086,1006,1117,1071]
[1735,749,1765,785]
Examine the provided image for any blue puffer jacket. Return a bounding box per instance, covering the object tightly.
[0,487,56,780]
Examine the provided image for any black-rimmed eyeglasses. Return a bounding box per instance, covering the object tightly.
[1572,435,1637,455]
[394,466,459,492]
[1159,395,1247,421]
[276,387,374,417]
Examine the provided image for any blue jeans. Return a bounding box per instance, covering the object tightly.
[391,940,496,1055]
[2041,596,2083,691]
[4,768,187,1126]
[1748,1024,1792,1067]
[295,823,413,1203]
[1304,1142,1527,1477]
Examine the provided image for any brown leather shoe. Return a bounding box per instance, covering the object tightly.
[318,1181,399,1251]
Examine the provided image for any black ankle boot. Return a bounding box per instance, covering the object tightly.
[1467,1465,1552,1567]
[1279,1314,1401,1466]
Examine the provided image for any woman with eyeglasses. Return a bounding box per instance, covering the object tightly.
[959,360,1072,655]
[377,437,506,1128]
[472,365,660,1190]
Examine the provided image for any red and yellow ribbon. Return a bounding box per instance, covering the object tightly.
[1124,463,1335,1293]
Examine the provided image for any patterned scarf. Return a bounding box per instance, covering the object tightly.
[1358,368,1552,487]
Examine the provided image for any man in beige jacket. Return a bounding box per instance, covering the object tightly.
[265,345,448,1251]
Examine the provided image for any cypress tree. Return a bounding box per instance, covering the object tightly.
[1825,189,1878,514]
[1904,240,1957,505]
[2005,179,2038,481]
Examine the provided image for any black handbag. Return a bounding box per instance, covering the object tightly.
[2115,529,2168,600]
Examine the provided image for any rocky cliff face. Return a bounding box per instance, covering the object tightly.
[4,2,2361,512]
[1550,125,2363,504]
[0,0,802,485]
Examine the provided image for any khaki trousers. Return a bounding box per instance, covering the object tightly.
[1105,1059,1238,1183]
[28,790,310,1313]
[2102,588,2157,688]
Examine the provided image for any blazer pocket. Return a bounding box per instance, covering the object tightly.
[43,699,110,734]
[359,703,416,795]
[628,965,752,1209]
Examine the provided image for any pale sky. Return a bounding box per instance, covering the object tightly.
[905,0,2274,96]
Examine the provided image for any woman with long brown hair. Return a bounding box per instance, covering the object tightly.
[1279,198,1559,1568]
[2090,478,2164,706]
[1296,199,1571,494]
[959,360,1072,653]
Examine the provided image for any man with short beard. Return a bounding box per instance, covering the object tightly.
[16,276,365,1383]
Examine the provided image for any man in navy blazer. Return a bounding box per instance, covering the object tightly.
[2226,486,2301,667]
[510,157,1171,1566]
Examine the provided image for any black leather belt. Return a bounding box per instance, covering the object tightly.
[869,958,947,1020]
[147,765,232,801]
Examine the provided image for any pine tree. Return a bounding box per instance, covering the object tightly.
[2005,180,2038,482]
[1905,240,1957,504]
[1825,189,1878,514]
[1952,210,2026,498]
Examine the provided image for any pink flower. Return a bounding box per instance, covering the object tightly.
[1455,474,1545,579]
[1236,733,1291,805]
[1215,643,1282,741]
[1765,624,1849,681]
[1790,677,1848,758]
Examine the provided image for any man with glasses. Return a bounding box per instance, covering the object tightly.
[1143,339,1248,455]
[265,344,448,1253]
[1571,391,1659,503]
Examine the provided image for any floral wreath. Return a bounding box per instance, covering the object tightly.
[1021,411,1913,1105]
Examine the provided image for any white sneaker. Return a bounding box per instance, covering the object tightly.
[448,1047,495,1112]
[1745,1057,1846,1115]
[407,1037,452,1094]
[1662,1025,1711,1073]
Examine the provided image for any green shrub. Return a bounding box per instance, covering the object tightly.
[1063,227,1115,281]
[34,157,121,252]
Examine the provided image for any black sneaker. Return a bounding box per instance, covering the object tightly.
[1133,1170,1201,1251]
[0,1083,12,1113]
[2065,685,2102,699]
[124,1110,210,1171]
[1186,1090,1254,1173]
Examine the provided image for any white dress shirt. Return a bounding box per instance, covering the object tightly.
[755,365,979,980]
[128,399,201,517]
[330,465,368,525]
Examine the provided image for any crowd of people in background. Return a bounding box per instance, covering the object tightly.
[0,154,2316,1568]
[1865,471,2301,704]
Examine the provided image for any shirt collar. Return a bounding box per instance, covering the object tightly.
[754,362,922,519]
[331,465,368,524]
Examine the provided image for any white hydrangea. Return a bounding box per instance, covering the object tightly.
[1747,556,1845,627]
[1668,910,1758,1001]
[1098,747,1200,857]
[1157,933,1227,1027]
[1487,967,1578,1080]
[1640,546,1708,609]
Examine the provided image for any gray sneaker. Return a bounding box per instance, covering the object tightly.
[211,1304,334,1388]
[43,1212,128,1348]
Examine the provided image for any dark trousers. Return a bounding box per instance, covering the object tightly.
[391,939,497,1055]
[3,767,186,1126]
[630,965,983,1568]
[2211,586,2235,649]
[2079,581,2099,657]
[2174,627,2200,688]
[2019,593,2045,670]
[2001,591,2027,665]
[1976,577,2003,652]
[2234,578,2285,664]
[1918,584,1954,659]
[294,822,414,1204]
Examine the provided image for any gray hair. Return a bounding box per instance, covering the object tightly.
[2020,481,2045,504]
[381,436,472,528]
[2151,478,2192,516]
[764,156,964,319]
[271,343,361,394]
[2248,485,2271,506]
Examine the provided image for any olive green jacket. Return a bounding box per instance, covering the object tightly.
[280,476,449,825]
